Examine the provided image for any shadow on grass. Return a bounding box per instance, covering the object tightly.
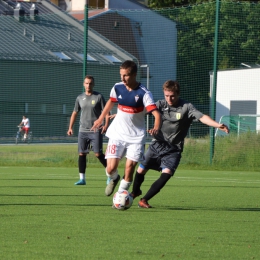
[0,203,119,207]
[1,179,73,181]
[161,206,260,212]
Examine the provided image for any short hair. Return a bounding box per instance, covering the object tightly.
[162,80,180,95]
[84,75,95,83]
[120,60,137,74]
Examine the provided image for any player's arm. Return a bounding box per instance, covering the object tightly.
[101,113,110,134]
[67,111,78,136]
[199,115,229,134]
[91,99,114,131]
[148,109,161,136]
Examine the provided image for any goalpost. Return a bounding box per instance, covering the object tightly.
[215,114,260,137]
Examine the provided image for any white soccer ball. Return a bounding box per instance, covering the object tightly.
[113,190,133,210]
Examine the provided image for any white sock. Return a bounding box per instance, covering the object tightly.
[79,173,85,180]
[106,169,118,180]
[118,179,132,192]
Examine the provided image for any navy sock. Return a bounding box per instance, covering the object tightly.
[78,155,86,173]
[143,173,171,201]
[97,153,107,168]
[132,171,145,193]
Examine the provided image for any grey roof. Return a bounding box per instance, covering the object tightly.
[0,0,134,64]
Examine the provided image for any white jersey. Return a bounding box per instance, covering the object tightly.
[106,82,157,144]
[22,118,30,128]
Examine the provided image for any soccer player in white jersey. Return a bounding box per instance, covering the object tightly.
[91,60,161,197]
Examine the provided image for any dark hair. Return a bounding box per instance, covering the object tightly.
[162,80,180,94]
[120,60,137,74]
[84,75,95,83]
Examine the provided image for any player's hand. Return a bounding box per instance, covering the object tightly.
[147,127,159,136]
[108,114,116,120]
[67,129,73,136]
[101,125,108,134]
[218,124,229,134]
[91,118,103,132]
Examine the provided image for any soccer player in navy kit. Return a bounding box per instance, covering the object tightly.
[91,60,161,197]
[131,80,229,208]
[67,75,110,185]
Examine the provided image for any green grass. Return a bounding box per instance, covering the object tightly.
[0,167,259,259]
[1,133,260,171]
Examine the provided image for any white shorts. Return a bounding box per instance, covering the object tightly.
[105,139,144,162]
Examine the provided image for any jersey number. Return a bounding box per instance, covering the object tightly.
[106,144,116,155]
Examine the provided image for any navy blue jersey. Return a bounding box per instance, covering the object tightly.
[106,82,157,143]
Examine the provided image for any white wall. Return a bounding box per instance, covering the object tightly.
[212,68,260,131]
[72,0,85,10]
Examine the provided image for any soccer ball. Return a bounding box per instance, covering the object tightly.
[113,190,133,210]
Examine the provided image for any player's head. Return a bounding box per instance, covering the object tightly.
[120,60,138,88]
[22,115,27,119]
[120,60,137,75]
[83,75,95,93]
[162,80,180,107]
[84,75,95,84]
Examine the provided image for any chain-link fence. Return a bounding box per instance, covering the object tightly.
[1,1,260,169]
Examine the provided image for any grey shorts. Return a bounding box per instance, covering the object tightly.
[78,131,103,154]
[140,141,181,175]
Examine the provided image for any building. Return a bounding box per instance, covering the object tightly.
[69,0,178,101]
[210,66,260,135]
[0,0,135,141]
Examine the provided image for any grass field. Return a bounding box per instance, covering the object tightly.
[0,167,259,259]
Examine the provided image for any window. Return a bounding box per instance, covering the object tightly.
[78,53,97,62]
[52,52,71,60]
[87,54,96,61]
[103,55,121,63]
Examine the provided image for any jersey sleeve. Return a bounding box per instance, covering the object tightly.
[109,86,118,103]
[73,96,81,112]
[187,103,204,120]
[143,91,157,113]
[99,94,106,110]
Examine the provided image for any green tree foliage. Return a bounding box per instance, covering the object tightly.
[155,2,260,112]
[149,0,260,8]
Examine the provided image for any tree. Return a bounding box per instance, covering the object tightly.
[155,2,260,114]
[149,0,260,8]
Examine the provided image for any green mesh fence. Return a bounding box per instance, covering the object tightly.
[0,1,260,170]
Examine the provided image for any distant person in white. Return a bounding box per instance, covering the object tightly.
[18,115,30,138]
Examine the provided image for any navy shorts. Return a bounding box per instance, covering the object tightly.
[78,131,103,154]
[141,141,181,175]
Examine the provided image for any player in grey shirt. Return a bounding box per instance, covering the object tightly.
[131,80,229,208]
[67,75,110,185]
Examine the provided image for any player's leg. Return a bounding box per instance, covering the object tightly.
[117,158,138,192]
[131,142,160,199]
[117,142,143,192]
[139,148,181,208]
[24,128,29,139]
[91,132,109,183]
[75,132,90,185]
[92,132,107,168]
[105,158,120,196]
[21,127,26,139]
[131,164,147,198]
[138,172,172,208]
[104,139,124,196]
[75,153,87,185]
